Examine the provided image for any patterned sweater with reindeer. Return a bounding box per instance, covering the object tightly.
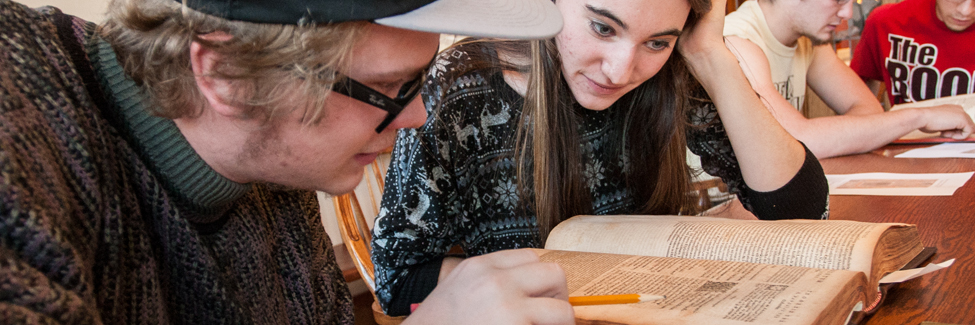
[371,44,830,316]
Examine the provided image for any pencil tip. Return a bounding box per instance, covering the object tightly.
[638,294,666,302]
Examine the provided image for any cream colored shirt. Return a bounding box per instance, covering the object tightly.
[724,1,814,112]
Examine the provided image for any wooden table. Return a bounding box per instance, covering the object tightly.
[820,145,975,325]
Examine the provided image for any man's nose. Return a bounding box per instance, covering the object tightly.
[386,95,428,132]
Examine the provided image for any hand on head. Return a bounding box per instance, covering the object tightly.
[677,0,730,59]
[405,249,574,325]
[915,104,975,139]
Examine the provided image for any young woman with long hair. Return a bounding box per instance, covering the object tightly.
[372,0,830,316]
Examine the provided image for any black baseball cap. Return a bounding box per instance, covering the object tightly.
[177,0,563,39]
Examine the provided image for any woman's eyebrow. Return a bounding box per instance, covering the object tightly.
[586,5,627,31]
[585,5,684,39]
[651,29,683,38]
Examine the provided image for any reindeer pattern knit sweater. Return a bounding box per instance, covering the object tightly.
[372,43,831,316]
[0,2,353,324]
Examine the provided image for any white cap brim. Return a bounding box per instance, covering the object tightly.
[375,0,562,39]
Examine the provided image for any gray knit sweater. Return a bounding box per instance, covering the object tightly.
[0,2,353,323]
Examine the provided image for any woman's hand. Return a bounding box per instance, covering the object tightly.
[677,0,732,75]
[674,0,808,193]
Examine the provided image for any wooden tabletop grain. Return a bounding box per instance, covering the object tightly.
[820,145,975,325]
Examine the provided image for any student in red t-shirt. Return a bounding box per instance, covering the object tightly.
[851,0,975,105]
[723,0,974,158]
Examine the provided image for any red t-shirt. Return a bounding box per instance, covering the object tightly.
[850,0,975,105]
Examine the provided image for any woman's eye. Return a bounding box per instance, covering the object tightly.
[590,20,615,37]
[647,39,672,51]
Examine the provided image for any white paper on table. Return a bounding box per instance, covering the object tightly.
[896,143,975,158]
[879,259,955,284]
[825,172,974,196]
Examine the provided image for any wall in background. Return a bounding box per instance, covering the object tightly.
[18,0,109,21]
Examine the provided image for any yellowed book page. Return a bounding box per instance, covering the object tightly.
[545,215,906,281]
[890,93,975,140]
[534,249,868,325]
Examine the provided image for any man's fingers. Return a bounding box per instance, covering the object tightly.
[456,250,569,300]
[921,105,975,137]
[941,130,961,139]
[425,249,572,325]
[498,261,570,300]
[476,249,542,269]
[963,121,975,137]
[946,127,974,139]
[524,297,576,325]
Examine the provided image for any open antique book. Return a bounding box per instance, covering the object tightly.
[891,93,975,143]
[537,215,930,325]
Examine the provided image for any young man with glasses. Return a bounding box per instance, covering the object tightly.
[851,0,975,106]
[723,0,975,158]
[0,0,573,323]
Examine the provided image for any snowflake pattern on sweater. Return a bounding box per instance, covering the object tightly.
[371,44,829,315]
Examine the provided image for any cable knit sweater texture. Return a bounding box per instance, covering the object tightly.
[0,2,353,324]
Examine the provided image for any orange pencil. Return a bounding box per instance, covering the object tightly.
[409,294,665,313]
[568,293,665,306]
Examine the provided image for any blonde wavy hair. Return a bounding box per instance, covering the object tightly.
[99,0,369,123]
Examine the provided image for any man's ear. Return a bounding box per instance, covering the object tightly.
[190,32,242,118]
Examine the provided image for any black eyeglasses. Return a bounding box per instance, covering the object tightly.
[331,59,432,133]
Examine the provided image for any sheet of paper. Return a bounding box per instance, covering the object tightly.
[879,259,955,284]
[825,172,974,196]
[896,143,975,158]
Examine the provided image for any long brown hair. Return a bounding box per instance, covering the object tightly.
[444,0,713,242]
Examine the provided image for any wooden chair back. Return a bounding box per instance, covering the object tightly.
[332,156,406,324]
[691,178,730,210]
[333,158,386,291]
